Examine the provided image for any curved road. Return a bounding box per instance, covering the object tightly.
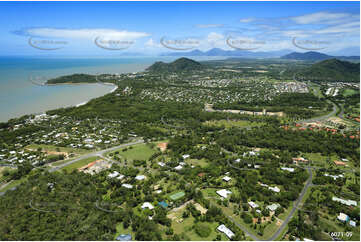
[226,160,313,241]
[48,139,144,172]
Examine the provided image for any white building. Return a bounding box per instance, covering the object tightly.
[122,184,133,189]
[158,162,165,167]
[141,202,154,210]
[337,213,349,222]
[216,189,232,199]
[174,165,183,170]
[217,224,235,239]
[135,175,146,181]
[269,186,280,193]
[332,196,357,206]
[108,171,120,178]
[248,201,259,209]
[266,203,280,212]
[182,154,190,159]
[223,176,232,182]
[281,167,295,172]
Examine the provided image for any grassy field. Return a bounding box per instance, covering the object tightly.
[342,88,358,97]
[110,143,158,161]
[61,156,100,172]
[114,222,135,240]
[302,152,339,168]
[0,177,27,193]
[169,203,228,241]
[204,120,263,129]
[26,144,89,154]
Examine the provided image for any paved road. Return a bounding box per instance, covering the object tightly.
[299,101,337,124]
[0,139,144,196]
[268,167,313,241]
[48,139,144,172]
[226,160,314,241]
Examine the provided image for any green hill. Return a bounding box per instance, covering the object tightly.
[46,74,97,84]
[298,59,360,82]
[146,57,205,72]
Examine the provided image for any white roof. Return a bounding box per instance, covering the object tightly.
[223,176,232,182]
[266,203,280,211]
[332,196,357,206]
[158,162,165,167]
[182,154,190,159]
[349,220,356,227]
[248,201,259,208]
[216,189,232,198]
[281,167,295,172]
[337,212,349,222]
[174,165,183,170]
[269,186,280,193]
[116,174,125,180]
[217,224,234,239]
[234,158,241,163]
[122,184,133,189]
[108,171,120,178]
[135,175,146,180]
[141,202,154,210]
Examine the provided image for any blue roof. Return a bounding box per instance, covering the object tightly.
[158,201,168,208]
[116,234,132,241]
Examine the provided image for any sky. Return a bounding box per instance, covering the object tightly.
[0,1,359,57]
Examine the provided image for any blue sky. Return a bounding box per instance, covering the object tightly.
[0,1,359,56]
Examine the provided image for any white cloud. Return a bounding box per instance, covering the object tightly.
[195,24,224,28]
[239,18,256,23]
[23,28,150,40]
[291,12,352,25]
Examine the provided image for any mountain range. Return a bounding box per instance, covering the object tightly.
[160,48,359,61]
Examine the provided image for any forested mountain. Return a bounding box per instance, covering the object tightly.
[298,59,360,82]
[281,51,360,61]
[146,58,205,72]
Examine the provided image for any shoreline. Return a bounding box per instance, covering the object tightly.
[75,82,118,107]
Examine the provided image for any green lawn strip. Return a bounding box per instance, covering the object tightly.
[0,177,27,193]
[61,156,100,172]
[170,207,228,241]
[342,89,358,97]
[204,119,263,129]
[109,143,158,161]
[25,144,89,154]
[114,222,135,240]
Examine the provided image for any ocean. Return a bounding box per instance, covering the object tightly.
[0,56,176,122]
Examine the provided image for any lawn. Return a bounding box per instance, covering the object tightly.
[302,152,339,168]
[61,156,100,172]
[204,120,263,129]
[26,144,89,154]
[110,143,157,161]
[169,204,228,241]
[0,177,27,193]
[114,222,135,240]
[342,89,358,97]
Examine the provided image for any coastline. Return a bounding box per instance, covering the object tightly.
[75,82,118,107]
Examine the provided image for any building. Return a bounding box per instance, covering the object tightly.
[248,201,259,209]
[337,213,349,222]
[217,224,235,239]
[108,171,120,178]
[141,202,154,210]
[174,165,183,170]
[158,162,165,167]
[182,154,190,159]
[216,189,232,199]
[266,203,280,212]
[269,186,280,193]
[223,176,232,182]
[135,175,146,181]
[332,196,357,206]
[281,167,295,172]
[292,157,308,164]
[349,220,356,227]
[334,160,347,166]
[122,184,133,189]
